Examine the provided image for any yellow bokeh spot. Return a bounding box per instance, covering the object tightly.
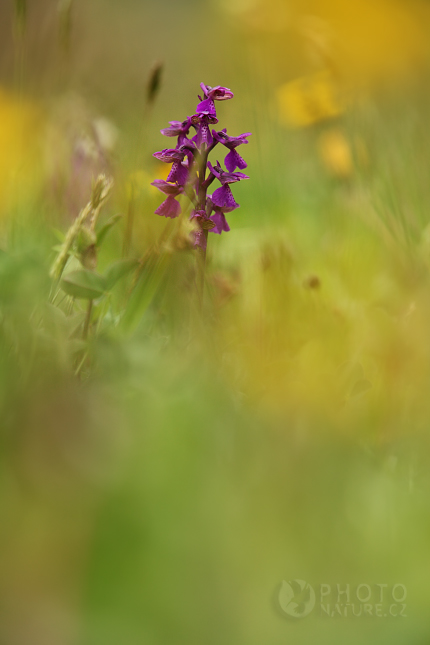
[126,170,151,198]
[126,163,171,200]
[220,0,430,85]
[0,87,43,215]
[277,70,344,128]
[153,162,171,182]
[317,128,353,178]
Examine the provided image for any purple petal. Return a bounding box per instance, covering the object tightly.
[191,113,218,126]
[166,163,177,183]
[155,195,181,218]
[189,209,215,231]
[207,85,234,101]
[153,148,184,163]
[200,83,210,98]
[193,122,213,149]
[160,121,183,137]
[160,119,191,139]
[225,149,248,172]
[206,196,214,215]
[178,133,190,146]
[211,185,239,212]
[166,162,188,185]
[189,209,206,220]
[151,179,182,195]
[207,161,221,180]
[220,170,249,184]
[209,211,230,235]
[229,132,252,146]
[196,97,217,118]
[180,139,197,153]
[207,161,248,184]
[176,162,189,185]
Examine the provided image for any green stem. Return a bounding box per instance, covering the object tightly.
[196,230,208,307]
[194,146,212,305]
[82,299,93,340]
[122,184,135,257]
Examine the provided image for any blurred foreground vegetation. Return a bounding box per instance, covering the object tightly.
[1,1,430,644]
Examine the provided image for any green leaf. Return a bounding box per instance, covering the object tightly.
[61,269,107,300]
[96,213,123,247]
[104,258,139,291]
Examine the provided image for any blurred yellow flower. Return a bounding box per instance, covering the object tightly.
[277,70,344,128]
[126,170,151,199]
[153,162,170,182]
[0,87,43,215]
[126,163,170,200]
[317,127,352,178]
[218,0,289,30]
[219,0,430,86]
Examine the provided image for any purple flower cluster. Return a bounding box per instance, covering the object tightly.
[151,83,251,250]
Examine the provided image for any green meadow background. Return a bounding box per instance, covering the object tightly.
[1,1,430,643]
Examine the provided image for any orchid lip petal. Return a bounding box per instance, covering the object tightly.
[212,185,239,212]
[225,149,248,172]
[155,195,182,218]
[209,211,230,234]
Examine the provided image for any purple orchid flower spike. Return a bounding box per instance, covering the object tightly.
[213,129,252,172]
[151,83,250,298]
[151,179,184,218]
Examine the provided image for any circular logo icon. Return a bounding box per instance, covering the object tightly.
[278,579,316,618]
